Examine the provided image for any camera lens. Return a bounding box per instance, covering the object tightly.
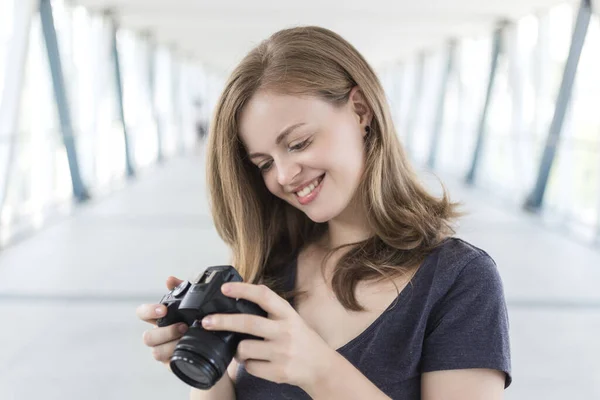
[171,350,219,388]
[169,324,240,389]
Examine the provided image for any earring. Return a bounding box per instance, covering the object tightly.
[365,126,371,135]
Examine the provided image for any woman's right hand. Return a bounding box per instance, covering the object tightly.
[136,276,190,370]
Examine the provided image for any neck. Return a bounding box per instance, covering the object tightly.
[323,221,371,250]
[323,197,373,249]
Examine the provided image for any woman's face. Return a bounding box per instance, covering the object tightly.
[238,88,370,223]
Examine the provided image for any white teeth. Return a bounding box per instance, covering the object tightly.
[298,183,315,197]
[295,176,323,198]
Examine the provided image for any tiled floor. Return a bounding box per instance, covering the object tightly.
[1,146,599,399]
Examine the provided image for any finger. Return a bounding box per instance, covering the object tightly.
[201,313,279,339]
[142,323,189,347]
[220,283,290,318]
[166,276,184,290]
[235,339,271,363]
[136,303,168,324]
[151,340,178,363]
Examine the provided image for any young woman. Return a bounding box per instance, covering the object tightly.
[136,26,511,400]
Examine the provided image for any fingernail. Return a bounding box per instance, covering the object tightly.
[155,307,164,316]
[221,284,231,294]
[178,324,188,334]
[202,317,213,327]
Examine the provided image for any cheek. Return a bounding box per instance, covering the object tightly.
[328,140,365,175]
[326,123,365,162]
[263,175,283,197]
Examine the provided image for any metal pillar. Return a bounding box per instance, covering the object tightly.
[0,0,37,217]
[107,12,135,178]
[523,0,592,211]
[427,41,456,170]
[465,23,505,185]
[404,53,425,156]
[40,0,89,202]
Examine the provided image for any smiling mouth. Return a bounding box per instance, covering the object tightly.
[294,174,325,199]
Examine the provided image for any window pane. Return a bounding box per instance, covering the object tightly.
[0,0,15,98]
[439,35,492,177]
[545,10,600,240]
[2,12,69,234]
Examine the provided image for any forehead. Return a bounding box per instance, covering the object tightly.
[238,91,332,148]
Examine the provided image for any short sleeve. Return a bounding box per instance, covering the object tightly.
[421,254,512,388]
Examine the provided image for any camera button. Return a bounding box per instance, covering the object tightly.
[172,281,190,297]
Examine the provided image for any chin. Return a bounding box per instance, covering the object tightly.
[304,210,336,224]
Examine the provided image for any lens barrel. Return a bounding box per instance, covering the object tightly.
[169,325,239,389]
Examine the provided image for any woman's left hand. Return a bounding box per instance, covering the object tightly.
[200,282,337,391]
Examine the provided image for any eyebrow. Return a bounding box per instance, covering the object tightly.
[247,123,306,159]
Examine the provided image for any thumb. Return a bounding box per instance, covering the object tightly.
[166,276,184,290]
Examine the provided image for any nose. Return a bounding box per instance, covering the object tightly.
[276,158,301,189]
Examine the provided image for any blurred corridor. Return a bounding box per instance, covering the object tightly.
[1,0,600,399]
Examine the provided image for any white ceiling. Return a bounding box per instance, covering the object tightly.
[70,0,579,74]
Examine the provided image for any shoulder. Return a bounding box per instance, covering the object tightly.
[414,237,509,335]
[410,237,506,314]
[427,237,494,271]
[420,237,501,290]
[417,238,512,387]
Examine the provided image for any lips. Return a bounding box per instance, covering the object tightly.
[292,174,325,194]
[294,174,325,205]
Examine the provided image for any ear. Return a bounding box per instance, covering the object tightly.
[348,86,373,137]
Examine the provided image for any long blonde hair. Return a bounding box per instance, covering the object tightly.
[206,26,460,311]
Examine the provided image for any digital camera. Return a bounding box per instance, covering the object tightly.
[157,265,267,389]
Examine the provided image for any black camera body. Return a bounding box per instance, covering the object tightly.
[157,265,266,389]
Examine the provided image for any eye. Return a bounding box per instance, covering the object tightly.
[257,139,312,173]
[289,139,311,152]
[258,160,273,172]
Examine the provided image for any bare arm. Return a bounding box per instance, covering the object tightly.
[422,369,505,400]
[189,359,239,400]
[305,351,505,400]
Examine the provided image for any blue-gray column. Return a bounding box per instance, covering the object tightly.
[427,41,456,170]
[40,0,89,202]
[108,14,135,178]
[523,0,592,211]
[465,24,505,185]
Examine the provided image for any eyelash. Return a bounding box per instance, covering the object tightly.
[258,139,311,172]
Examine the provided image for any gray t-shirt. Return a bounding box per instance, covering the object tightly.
[235,238,512,399]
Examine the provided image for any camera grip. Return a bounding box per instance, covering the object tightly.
[157,303,186,327]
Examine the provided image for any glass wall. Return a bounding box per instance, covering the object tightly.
[53,1,127,190]
[0,0,17,230]
[545,10,600,240]
[409,51,445,165]
[438,36,492,176]
[1,5,67,234]
[382,1,600,244]
[476,5,574,201]
[0,0,15,97]
[393,57,420,145]
[0,0,219,247]
[154,47,178,158]
[118,29,160,168]
[4,0,594,247]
